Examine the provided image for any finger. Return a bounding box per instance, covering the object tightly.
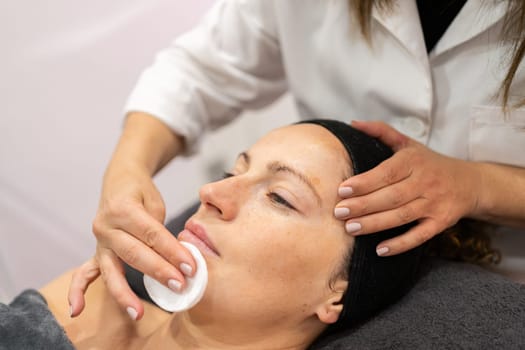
[95,204,196,278]
[97,247,145,320]
[339,153,412,197]
[351,120,411,151]
[335,179,418,219]
[103,227,192,291]
[343,198,427,235]
[375,218,441,256]
[68,258,100,317]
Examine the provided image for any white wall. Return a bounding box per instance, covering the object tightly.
[0,0,297,302]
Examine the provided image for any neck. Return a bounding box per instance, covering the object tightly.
[140,310,321,350]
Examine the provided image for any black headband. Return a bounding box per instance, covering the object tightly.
[298,119,422,333]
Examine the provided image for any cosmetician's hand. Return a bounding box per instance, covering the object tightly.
[68,164,196,320]
[334,120,482,256]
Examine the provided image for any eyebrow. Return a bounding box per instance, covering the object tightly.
[237,152,322,207]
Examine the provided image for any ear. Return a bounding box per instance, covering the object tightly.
[315,280,348,324]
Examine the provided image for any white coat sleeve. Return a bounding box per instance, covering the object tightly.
[124,0,287,154]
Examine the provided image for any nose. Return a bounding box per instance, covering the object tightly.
[198,177,240,220]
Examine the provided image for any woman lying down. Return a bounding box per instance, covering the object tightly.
[3,119,496,349]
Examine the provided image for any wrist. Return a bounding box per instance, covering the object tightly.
[463,161,489,220]
[103,157,151,184]
[466,162,525,227]
[119,112,185,175]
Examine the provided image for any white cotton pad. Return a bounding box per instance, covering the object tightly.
[143,241,208,312]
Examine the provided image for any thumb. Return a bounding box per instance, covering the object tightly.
[143,185,167,224]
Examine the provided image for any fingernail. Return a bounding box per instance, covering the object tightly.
[180,263,193,276]
[377,247,389,256]
[345,222,362,234]
[168,279,183,292]
[338,186,353,197]
[68,304,73,318]
[126,307,138,321]
[334,207,350,219]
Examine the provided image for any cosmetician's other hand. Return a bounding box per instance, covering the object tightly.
[68,112,196,320]
[334,120,482,256]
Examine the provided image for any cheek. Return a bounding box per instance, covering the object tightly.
[210,190,349,294]
[232,218,345,292]
[202,211,350,318]
[236,227,299,276]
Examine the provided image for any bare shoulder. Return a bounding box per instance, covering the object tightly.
[39,270,170,344]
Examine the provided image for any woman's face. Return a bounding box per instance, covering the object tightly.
[179,124,353,330]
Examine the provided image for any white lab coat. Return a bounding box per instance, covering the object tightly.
[125,0,525,281]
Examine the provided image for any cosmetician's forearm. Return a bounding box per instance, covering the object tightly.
[107,112,185,177]
[470,161,525,228]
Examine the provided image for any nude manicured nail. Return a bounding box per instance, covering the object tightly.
[180,263,193,276]
[334,207,350,219]
[126,307,138,321]
[345,222,362,234]
[168,279,182,292]
[338,187,354,197]
[376,247,390,256]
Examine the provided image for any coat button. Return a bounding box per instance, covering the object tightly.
[402,117,427,138]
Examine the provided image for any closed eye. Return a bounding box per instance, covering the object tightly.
[267,192,296,210]
[223,170,297,211]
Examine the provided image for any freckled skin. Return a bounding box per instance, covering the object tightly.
[189,124,353,331]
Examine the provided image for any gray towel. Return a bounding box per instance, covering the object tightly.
[313,259,525,349]
[0,289,74,350]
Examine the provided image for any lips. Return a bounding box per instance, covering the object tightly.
[180,220,220,257]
